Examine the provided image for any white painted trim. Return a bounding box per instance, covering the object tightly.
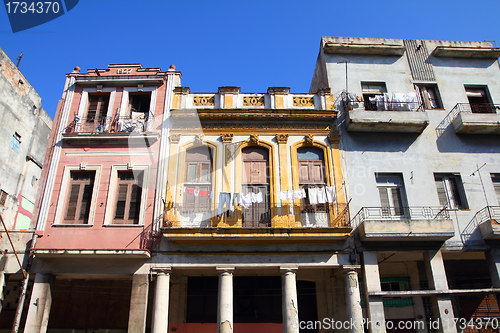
[104,165,150,226]
[37,76,76,231]
[53,165,101,226]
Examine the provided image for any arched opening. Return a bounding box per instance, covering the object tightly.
[241,146,270,227]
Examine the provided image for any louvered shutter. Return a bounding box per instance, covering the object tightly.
[435,178,448,207]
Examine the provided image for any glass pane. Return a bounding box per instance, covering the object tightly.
[115,184,127,219]
[187,164,197,182]
[128,184,142,222]
[199,163,210,183]
[65,184,80,220]
[297,147,324,161]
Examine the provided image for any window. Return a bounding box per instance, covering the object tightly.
[376,174,407,217]
[10,132,21,152]
[183,146,212,213]
[362,82,387,111]
[64,171,95,224]
[0,190,8,206]
[113,170,144,224]
[492,174,500,203]
[434,174,468,209]
[128,92,151,118]
[380,277,413,307]
[298,147,327,211]
[416,84,442,109]
[82,93,109,132]
[465,86,494,113]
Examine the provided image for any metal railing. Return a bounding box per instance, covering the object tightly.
[470,206,500,227]
[360,100,424,112]
[64,113,153,134]
[351,206,449,228]
[163,202,350,228]
[436,103,500,135]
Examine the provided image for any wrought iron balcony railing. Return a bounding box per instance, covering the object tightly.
[436,103,500,135]
[64,113,153,134]
[351,206,449,228]
[163,202,350,229]
[347,100,424,112]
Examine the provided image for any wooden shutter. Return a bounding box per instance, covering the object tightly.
[64,171,95,224]
[114,184,127,219]
[391,188,404,215]
[114,171,143,224]
[65,184,80,220]
[448,177,463,208]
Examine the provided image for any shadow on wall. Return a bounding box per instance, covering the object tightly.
[342,132,421,153]
[430,57,497,69]
[326,54,401,66]
[436,127,500,154]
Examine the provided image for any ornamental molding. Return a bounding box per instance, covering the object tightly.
[275,134,288,144]
[220,133,234,143]
[293,97,315,107]
[193,95,215,106]
[170,134,181,144]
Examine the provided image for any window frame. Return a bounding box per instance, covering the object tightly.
[361,82,387,111]
[434,173,468,210]
[53,165,101,226]
[104,165,149,226]
[10,132,21,152]
[415,84,443,109]
[491,174,500,205]
[75,87,116,131]
[375,173,408,217]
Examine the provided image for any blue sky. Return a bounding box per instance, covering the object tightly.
[1,0,500,119]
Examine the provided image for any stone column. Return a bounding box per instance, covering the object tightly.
[362,251,386,333]
[424,250,456,333]
[151,267,171,333]
[128,274,150,333]
[217,267,234,333]
[281,267,299,333]
[24,273,53,333]
[486,249,500,288]
[344,267,364,333]
[275,134,291,225]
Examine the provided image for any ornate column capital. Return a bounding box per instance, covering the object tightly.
[249,134,259,145]
[151,266,172,276]
[275,134,289,144]
[327,131,340,144]
[304,134,314,145]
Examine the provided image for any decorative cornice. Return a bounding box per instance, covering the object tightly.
[170,134,181,144]
[327,131,340,144]
[275,134,288,144]
[267,87,290,95]
[220,133,234,143]
[218,86,240,94]
[174,86,190,94]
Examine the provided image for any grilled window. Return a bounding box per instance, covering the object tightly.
[64,171,95,224]
[113,170,143,224]
[416,84,442,109]
[434,174,468,209]
[465,86,494,113]
[361,82,387,111]
[10,132,21,152]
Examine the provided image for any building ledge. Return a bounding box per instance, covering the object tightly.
[161,227,351,241]
[358,219,454,241]
[432,46,500,58]
[323,42,405,56]
[61,132,159,145]
[75,75,165,86]
[479,221,500,240]
[346,110,429,133]
[32,249,151,258]
[452,112,500,135]
[370,288,500,297]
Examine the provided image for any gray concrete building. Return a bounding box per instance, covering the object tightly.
[311,37,500,332]
[0,47,52,328]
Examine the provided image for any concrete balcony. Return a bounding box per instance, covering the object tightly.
[162,202,351,241]
[476,207,500,240]
[346,101,429,133]
[450,104,500,135]
[352,207,454,241]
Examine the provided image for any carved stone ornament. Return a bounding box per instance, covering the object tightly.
[220,133,234,143]
[243,96,265,106]
[275,134,288,144]
[194,134,204,144]
[249,134,259,144]
[293,97,315,107]
[169,134,181,144]
[304,134,314,145]
[193,95,215,106]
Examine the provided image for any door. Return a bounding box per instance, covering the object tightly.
[183,146,212,214]
[242,146,270,227]
[465,87,494,113]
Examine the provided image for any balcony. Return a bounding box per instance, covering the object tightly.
[476,207,500,240]
[162,202,351,241]
[345,100,429,133]
[449,103,500,135]
[61,114,159,145]
[352,206,454,241]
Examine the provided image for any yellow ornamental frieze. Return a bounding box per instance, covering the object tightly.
[193,95,215,106]
[243,96,265,106]
[293,96,315,107]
